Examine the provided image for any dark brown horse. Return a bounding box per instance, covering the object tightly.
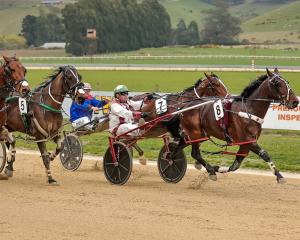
[140,73,229,136]
[180,68,299,183]
[3,66,83,184]
[130,73,229,159]
[0,56,30,140]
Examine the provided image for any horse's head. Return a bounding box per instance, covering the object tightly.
[59,66,83,98]
[195,72,229,98]
[131,92,160,119]
[266,68,299,109]
[1,56,30,96]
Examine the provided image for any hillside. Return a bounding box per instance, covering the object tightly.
[160,0,211,28]
[0,0,73,35]
[241,0,300,43]
[0,0,299,43]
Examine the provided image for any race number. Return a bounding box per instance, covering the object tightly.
[19,97,28,114]
[155,97,167,115]
[213,99,224,120]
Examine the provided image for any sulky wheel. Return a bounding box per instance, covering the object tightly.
[157,142,187,183]
[59,134,83,171]
[0,141,7,173]
[103,141,132,185]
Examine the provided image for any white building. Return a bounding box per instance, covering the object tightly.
[40,0,64,5]
[39,42,66,49]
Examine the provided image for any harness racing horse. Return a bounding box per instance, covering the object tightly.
[0,56,30,138]
[103,73,230,184]
[132,73,229,181]
[139,73,229,138]
[3,66,82,184]
[180,68,299,183]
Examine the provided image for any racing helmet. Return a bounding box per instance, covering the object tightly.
[114,85,129,95]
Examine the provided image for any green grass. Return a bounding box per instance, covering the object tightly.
[14,129,300,172]
[161,0,211,28]
[21,56,300,67]
[230,0,286,22]
[27,70,300,94]
[241,1,300,43]
[0,5,40,35]
[242,1,300,33]
[68,46,300,57]
[0,0,73,35]
[18,45,300,66]
[13,68,300,172]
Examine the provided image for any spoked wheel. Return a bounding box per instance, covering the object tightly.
[157,142,187,183]
[0,141,7,173]
[59,134,83,171]
[103,142,132,185]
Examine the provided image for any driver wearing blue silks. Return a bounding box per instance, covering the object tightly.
[70,84,109,130]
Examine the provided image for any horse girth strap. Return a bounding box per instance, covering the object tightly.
[38,103,61,113]
[5,96,18,102]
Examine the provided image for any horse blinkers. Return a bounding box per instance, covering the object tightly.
[4,66,12,76]
[62,67,82,96]
[269,74,298,108]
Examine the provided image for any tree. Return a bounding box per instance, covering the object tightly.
[21,15,37,46]
[169,19,199,46]
[187,21,199,45]
[21,13,65,47]
[140,0,171,47]
[62,0,171,55]
[175,19,188,45]
[201,0,242,44]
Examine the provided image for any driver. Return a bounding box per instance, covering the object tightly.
[70,88,108,130]
[109,85,151,137]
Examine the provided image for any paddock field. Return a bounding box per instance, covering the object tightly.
[27,69,300,94]
[0,153,299,240]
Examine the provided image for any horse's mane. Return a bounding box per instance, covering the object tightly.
[34,67,63,92]
[183,79,203,92]
[239,75,268,98]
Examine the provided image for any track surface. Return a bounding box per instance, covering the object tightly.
[0,153,299,240]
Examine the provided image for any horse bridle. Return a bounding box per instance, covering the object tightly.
[268,74,291,103]
[2,63,29,94]
[194,76,229,99]
[62,66,83,95]
[48,66,83,105]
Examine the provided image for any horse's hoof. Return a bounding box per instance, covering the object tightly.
[213,165,220,172]
[194,162,202,170]
[0,174,8,180]
[139,155,147,165]
[48,178,58,185]
[277,177,286,184]
[4,168,13,178]
[209,174,217,181]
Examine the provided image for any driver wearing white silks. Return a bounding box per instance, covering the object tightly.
[109,85,151,137]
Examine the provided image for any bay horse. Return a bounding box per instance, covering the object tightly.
[131,73,229,159]
[3,66,82,184]
[0,56,30,139]
[180,68,298,183]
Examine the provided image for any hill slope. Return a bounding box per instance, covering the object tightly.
[241,0,300,43]
[0,0,299,44]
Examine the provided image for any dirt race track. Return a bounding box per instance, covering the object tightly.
[0,153,299,240]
